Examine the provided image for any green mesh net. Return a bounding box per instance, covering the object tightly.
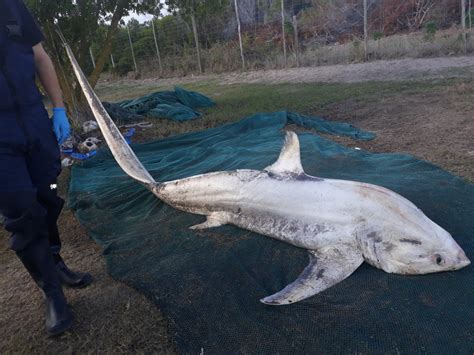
[69,112,473,354]
[103,87,215,123]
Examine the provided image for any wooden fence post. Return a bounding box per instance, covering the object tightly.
[461,0,467,52]
[89,47,96,69]
[364,0,368,61]
[127,24,138,72]
[190,10,203,74]
[234,0,246,70]
[281,0,287,67]
[469,0,472,30]
[151,20,164,75]
[293,15,300,67]
[110,54,115,69]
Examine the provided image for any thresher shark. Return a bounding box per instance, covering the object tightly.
[62,39,470,306]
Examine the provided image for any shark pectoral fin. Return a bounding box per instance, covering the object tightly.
[260,244,364,306]
[264,131,305,176]
[189,213,229,230]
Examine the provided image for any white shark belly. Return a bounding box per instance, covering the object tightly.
[227,211,354,250]
[158,170,370,249]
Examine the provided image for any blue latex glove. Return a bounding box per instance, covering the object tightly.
[52,107,71,144]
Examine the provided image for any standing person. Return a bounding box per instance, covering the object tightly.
[0,0,92,335]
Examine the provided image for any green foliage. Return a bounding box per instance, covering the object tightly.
[110,14,187,75]
[267,0,283,21]
[424,21,438,42]
[25,0,159,47]
[373,31,384,41]
[107,0,230,76]
[284,21,294,35]
[165,0,227,18]
[24,0,161,75]
[351,38,364,61]
[23,0,165,116]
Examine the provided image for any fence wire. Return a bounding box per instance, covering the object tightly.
[88,0,474,78]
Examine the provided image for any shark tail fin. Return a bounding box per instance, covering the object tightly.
[60,32,156,188]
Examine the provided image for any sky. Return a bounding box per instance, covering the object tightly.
[123,1,169,24]
[124,13,154,23]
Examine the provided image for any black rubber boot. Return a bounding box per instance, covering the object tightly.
[16,238,73,336]
[54,256,93,289]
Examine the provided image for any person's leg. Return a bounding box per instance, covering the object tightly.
[37,185,64,259]
[15,237,73,335]
[0,147,72,336]
[0,163,48,252]
[0,110,47,251]
[23,104,92,288]
[22,104,63,255]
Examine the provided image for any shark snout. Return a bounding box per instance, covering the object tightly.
[446,247,471,271]
[455,249,471,269]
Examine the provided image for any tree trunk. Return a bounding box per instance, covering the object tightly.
[87,7,124,88]
[73,36,92,102]
[43,21,76,117]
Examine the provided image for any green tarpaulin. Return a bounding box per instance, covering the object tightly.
[103,87,215,123]
[69,112,473,354]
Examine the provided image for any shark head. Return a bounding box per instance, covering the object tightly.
[371,219,471,275]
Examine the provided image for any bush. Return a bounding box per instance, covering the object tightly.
[424,22,438,42]
[373,31,384,41]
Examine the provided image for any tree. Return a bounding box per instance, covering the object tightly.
[88,0,164,88]
[25,0,162,117]
[165,0,229,73]
[370,0,455,35]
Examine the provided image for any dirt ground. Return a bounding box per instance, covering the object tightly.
[100,55,474,91]
[222,55,474,85]
[299,81,474,181]
[1,57,473,353]
[0,188,176,353]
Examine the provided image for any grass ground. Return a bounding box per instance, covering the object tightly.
[98,77,474,181]
[1,73,473,353]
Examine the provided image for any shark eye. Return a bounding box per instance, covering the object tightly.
[435,255,444,265]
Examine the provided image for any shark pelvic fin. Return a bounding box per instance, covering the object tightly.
[189,213,229,230]
[265,131,304,176]
[260,244,364,306]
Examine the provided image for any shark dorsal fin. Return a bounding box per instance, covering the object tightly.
[265,131,304,176]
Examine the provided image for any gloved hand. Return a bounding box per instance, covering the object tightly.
[52,107,71,144]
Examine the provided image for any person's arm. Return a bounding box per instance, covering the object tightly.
[33,43,64,108]
[33,43,70,144]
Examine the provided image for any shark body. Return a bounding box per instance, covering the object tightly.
[62,38,470,306]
